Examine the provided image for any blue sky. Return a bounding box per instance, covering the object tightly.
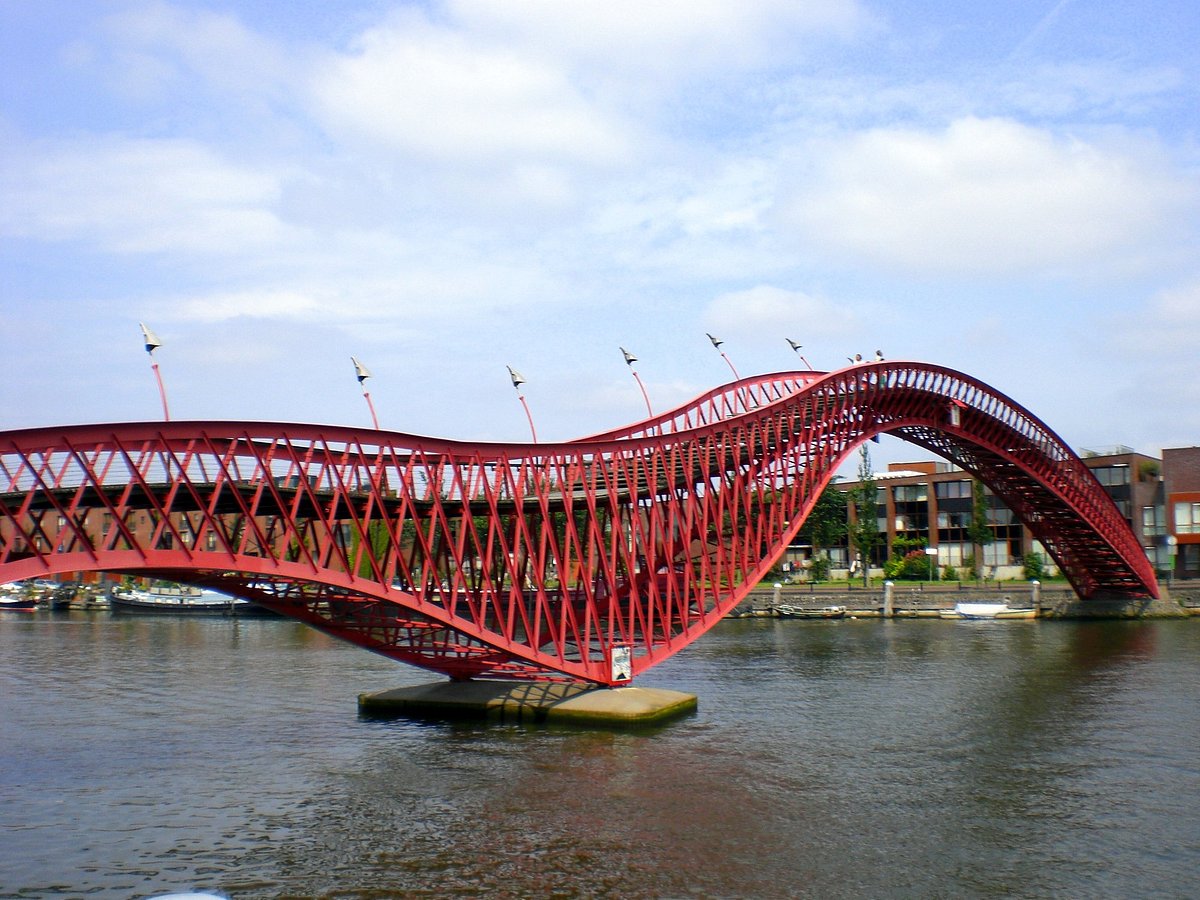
[2,0,1197,469]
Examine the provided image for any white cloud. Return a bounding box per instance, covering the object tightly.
[0,137,295,255]
[152,240,562,327]
[170,290,323,323]
[704,285,859,338]
[996,62,1184,120]
[1121,282,1200,355]
[309,14,633,168]
[448,0,874,81]
[100,2,291,105]
[675,160,773,236]
[781,117,1189,276]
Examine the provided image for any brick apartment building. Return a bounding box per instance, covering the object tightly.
[808,446,1197,582]
[1164,446,1200,579]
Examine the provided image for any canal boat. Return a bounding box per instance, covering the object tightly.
[0,592,37,610]
[775,604,847,619]
[110,585,266,616]
[40,584,78,610]
[940,602,1037,620]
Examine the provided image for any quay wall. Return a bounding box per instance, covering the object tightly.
[738,582,1195,618]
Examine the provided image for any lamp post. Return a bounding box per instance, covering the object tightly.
[785,338,813,370]
[1167,535,1177,586]
[351,357,381,429]
[706,333,741,379]
[507,366,539,443]
[139,323,171,421]
[620,346,653,418]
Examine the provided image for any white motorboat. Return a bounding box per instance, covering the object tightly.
[940,602,1037,620]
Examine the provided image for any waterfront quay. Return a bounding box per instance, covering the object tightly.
[737,579,1198,618]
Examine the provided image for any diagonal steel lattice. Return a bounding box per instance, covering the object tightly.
[0,363,1158,684]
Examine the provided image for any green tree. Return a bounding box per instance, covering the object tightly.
[849,446,881,586]
[797,481,847,582]
[966,479,993,580]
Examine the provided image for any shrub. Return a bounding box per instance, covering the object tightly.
[1023,552,1046,581]
[809,555,831,582]
[884,549,938,581]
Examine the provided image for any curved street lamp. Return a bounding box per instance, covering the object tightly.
[351,356,381,429]
[139,323,171,421]
[507,366,539,443]
[706,333,741,379]
[785,338,813,370]
[620,346,654,418]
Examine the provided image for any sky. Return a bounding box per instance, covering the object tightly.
[2,0,1197,472]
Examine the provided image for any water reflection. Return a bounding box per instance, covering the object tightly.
[1,613,1197,898]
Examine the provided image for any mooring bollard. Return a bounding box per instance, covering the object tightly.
[883,580,894,617]
[772,582,782,614]
[1032,579,1041,615]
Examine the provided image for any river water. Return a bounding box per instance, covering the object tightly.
[1,610,1197,899]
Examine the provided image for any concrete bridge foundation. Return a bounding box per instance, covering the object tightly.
[359,680,698,728]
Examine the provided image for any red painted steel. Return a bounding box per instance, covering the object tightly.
[0,362,1158,684]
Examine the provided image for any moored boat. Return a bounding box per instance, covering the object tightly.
[110,585,268,616]
[2,581,47,610]
[775,604,847,619]
[41,584,79,610]
[940,602,1037,620]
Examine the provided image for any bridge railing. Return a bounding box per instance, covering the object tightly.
[0,362,1158,684]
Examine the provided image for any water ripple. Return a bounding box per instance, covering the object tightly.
[2,613,1198,898]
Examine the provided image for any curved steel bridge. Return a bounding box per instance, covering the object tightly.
[0,362,1157,685]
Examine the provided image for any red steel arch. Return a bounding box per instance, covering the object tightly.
[0,362,1156,684]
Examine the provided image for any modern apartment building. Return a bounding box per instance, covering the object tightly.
[815,446,1185,581]
[1164,446,1200,579]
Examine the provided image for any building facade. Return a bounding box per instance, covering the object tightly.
[1164,446,1200,580]
[803,447,1181,582]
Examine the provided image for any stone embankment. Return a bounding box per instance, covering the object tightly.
[735,581,1197,619]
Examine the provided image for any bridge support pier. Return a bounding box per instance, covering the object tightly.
[1041,591,1187,618]
[358,680,698,728]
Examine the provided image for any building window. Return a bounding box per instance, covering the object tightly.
[986,507,1013,526]
[936,543,969,566]
[983,543,1011,566]
[1092,465,1131,487]
[935,480,972,500]
[1175,502,1200,535]
[1142,506,1166,537]
[937,510,970,529]
[893,484,928,502]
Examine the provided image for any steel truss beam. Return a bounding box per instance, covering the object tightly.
[0,363,1157,684]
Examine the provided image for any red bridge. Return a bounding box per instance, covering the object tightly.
[0,362,1157,685]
